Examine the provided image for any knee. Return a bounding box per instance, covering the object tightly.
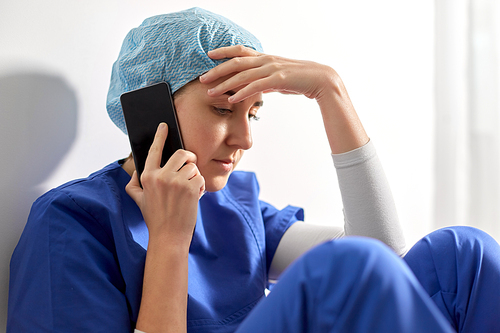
[287,237,418,309]
[325,236,397,261]
[417,226,499,255]
[298,237,406,284]
[306,236,396,263]
[430,225,492,241]
[405,226,500,273]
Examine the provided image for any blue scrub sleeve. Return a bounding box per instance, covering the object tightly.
[260,201,304,273]
[8,190,132,332]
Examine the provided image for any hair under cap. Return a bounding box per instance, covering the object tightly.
[106,7,263,134]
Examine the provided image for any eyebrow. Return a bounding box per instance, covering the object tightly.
[223,90,264,107]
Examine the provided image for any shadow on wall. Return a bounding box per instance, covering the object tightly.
[0,72,78,331]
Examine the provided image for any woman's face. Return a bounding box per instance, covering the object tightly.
[174,75,263,192]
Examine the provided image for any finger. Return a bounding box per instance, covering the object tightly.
[200,52,264,84]
[198,175,206,199]
[224,77,271,103]
[228,79,301,103]
[176,162,200,180]
[164,149,198,172]
[207,45,260,60]
[207,66,268,98]
[194,174,206,199]
[144,123,168,170]
[179,171,205,199]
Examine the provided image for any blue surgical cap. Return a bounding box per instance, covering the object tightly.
[106,7,263,134]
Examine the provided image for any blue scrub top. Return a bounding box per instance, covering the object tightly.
[8,161,303,332]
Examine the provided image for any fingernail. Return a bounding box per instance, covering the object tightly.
[199,74,206,82]
[159,122,166,129]
[207,88,214,95]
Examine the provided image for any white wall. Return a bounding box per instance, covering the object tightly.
[0,0,434,330]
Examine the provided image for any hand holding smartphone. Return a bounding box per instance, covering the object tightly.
[120,82,184,187]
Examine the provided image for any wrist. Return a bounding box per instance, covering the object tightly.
[313,70,369,154]
[314,67,345,103]
[148,229,193,252]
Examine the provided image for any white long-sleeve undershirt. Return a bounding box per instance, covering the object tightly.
[269,140,406,281]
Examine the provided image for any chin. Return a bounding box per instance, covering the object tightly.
[204,176,231,193]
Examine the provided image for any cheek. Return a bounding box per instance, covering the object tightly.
[174,100,228,159]
[175,107,204,152]
[180,119,226,157]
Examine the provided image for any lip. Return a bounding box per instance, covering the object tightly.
[213,159,234,173]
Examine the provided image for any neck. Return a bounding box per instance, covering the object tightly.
[121,155,135,176]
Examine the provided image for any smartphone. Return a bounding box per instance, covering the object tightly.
[120,82,184,187]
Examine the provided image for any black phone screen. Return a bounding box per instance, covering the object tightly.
[120,82,184,187]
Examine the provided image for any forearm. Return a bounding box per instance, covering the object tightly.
[126,124,203,333]
[333,141,406,255]
[136,235,190,333]
[315,68,369,154]
[270,142,406,280]
[317,70,405,253]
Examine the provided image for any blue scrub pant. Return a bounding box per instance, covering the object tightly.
[235,226,500,333]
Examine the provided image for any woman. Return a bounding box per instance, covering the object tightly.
[8,7,500,333]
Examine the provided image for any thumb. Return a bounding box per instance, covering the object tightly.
[125,170,143,204]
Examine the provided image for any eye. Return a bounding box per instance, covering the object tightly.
[249,113,260,121]
[249,107,260,121]
[213,107,232,116]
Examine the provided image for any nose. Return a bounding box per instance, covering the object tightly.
[226,116,253,150]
